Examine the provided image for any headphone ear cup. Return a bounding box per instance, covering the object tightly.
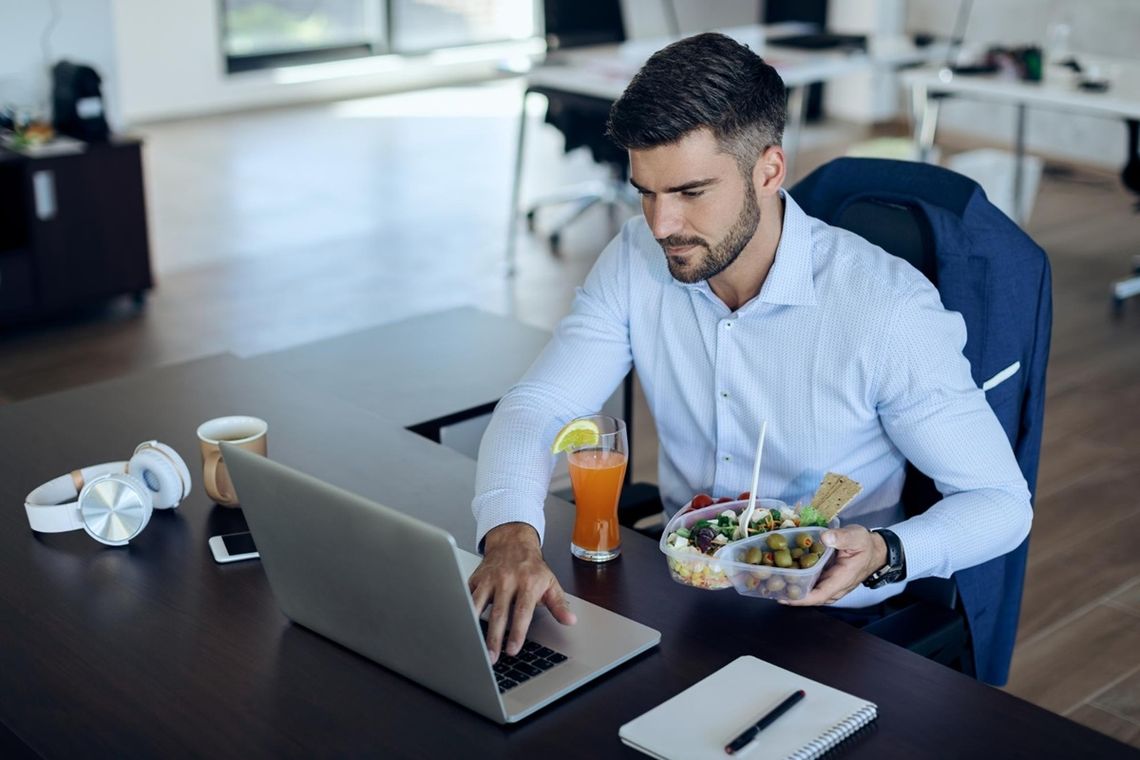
[128,442,190,510]
[79,473,153,546]
[143,441,192,501]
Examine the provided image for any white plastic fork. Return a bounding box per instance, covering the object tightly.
[738,420,768,539]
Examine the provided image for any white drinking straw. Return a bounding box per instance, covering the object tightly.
[739,420,768,538]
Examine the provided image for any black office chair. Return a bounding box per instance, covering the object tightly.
[524,0,639,255]
[1112,118,1140,315]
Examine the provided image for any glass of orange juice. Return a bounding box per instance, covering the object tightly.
[564,414,628,562]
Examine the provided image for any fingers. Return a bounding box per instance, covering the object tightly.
[485,593,513,665]
[780,563,857,607]
[781,571,842,606]
[542,581,578,626]
[505,586,541,658]
[821,525,872,552]
[469,577,491,616]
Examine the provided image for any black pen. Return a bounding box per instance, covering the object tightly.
[724,689,806,755]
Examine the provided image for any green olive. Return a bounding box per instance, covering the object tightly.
[794,533,814,550]
[766,576,786,592]
[790,548,804,560]
[766,534,789,551]
[799,553,820,569]
[744,546,764,565]
[784,585,803,600]
[761,552,775,566]
[774,549,793,568]
[811,541,826,555]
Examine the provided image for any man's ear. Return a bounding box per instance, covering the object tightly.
[752,146,786,197]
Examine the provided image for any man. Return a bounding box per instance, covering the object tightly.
[470,33,1031,664]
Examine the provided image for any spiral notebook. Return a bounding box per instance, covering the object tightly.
[619,656,877,760]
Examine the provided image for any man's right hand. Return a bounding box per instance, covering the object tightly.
[468,522,577,664]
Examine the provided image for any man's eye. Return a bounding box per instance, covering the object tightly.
[681,190,704,198]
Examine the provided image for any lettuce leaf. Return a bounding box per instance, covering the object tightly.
[797,505,828,527]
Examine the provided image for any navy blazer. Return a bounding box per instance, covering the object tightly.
[792,158,1053,685]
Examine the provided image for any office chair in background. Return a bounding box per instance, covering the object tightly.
[791,157,1052,685]
[524,0,638,256]
[1112,118,1140,314]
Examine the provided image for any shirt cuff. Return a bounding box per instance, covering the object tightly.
[474,489,547,553]
[888,517,943,581]
[830,580,908,608]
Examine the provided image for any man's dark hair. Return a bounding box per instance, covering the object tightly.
[606,32,786,173]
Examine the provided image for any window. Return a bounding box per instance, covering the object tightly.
[221,0,537,74]
[390,0,536,53]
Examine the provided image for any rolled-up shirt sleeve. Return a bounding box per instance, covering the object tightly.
[472,226,635,549]
[874,282,1032,581]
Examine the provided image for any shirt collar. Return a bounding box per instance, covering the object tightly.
[677,188,817,310]
[756,189,817,307]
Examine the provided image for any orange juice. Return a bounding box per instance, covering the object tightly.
[568,448,627,554]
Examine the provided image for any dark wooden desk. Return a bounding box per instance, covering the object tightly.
[243,306,552,431]
[0,346,1132,757]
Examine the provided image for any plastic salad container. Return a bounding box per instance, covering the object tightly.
[716,526,835,601]
[659,498,835,591]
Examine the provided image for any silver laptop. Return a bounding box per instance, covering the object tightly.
[222,444,660,724]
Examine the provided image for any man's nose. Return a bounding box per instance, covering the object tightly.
[646,198,683,239]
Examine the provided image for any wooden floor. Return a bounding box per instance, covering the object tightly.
[1,79,1138,748]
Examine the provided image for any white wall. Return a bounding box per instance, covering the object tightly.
[109,0,543,124]
[906,0,1140,168]
[0,0,121,128]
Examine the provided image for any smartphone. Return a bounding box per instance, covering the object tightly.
[208,531,260,563]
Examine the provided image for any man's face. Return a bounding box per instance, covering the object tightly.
[629,129,760,284]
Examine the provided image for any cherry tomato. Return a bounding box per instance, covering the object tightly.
[716,496,734,504]
[737,491,751,501]
[690,493,714,510]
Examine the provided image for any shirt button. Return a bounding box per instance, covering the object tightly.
[720,391,729,398]
[722,455,731,462]
[724,321,733,328]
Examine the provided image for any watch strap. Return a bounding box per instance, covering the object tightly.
[863,528,906,588]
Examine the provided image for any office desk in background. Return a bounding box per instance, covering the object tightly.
[0,310,1132,758]
[506,25,946,274]
[903,57,1140,308]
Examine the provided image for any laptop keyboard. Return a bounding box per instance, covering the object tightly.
[480,622,569,693]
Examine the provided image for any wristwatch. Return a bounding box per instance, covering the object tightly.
[863,528,907,589]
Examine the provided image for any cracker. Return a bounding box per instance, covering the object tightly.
[809,472,863,522]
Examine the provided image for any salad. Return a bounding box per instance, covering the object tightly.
[665,494,830,558]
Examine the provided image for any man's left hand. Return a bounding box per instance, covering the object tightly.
[781,525,887,606]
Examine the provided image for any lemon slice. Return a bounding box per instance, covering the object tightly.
[551,418,601,454]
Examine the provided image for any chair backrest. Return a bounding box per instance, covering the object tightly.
[542,0,625,52]
[790,157,1053,686]
[833,198,938,285]
[535,0,628,170]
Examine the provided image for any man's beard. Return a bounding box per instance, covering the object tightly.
[658,178,761,284]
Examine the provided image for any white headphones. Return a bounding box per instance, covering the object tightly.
[24,441,192,546]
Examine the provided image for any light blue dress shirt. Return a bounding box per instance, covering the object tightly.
[474,191,1031,607]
